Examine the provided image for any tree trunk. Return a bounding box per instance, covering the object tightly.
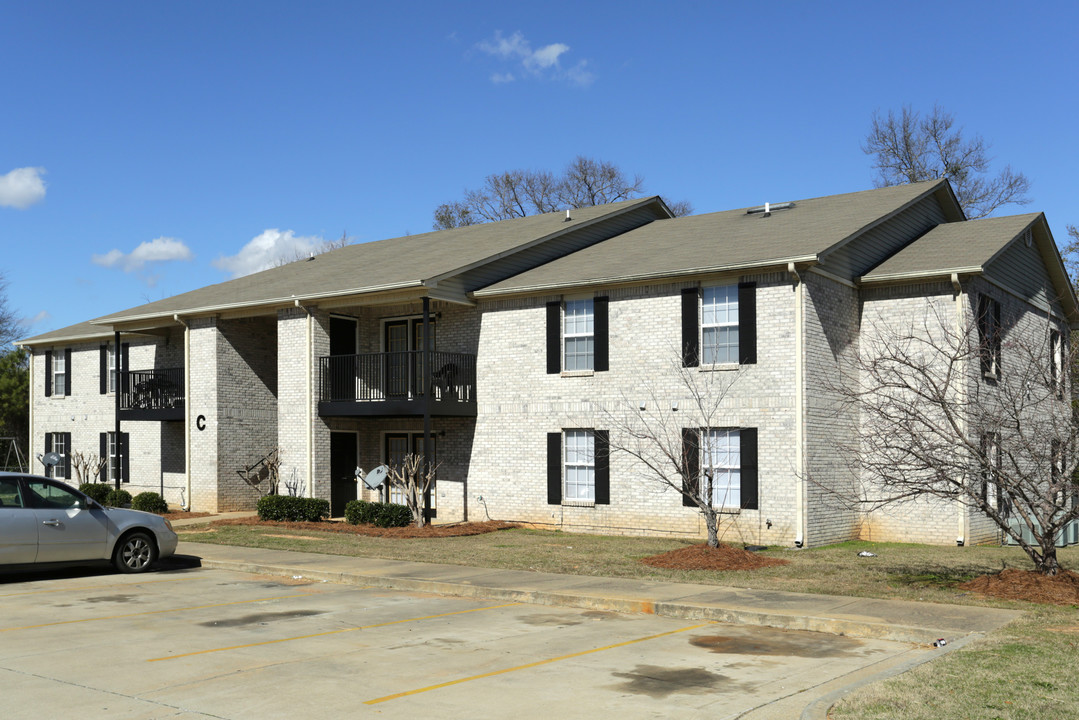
[704,510,719,548]
[1035,543,1060,576]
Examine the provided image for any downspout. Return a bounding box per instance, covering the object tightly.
[174,315,191,511]
[951,273,968,546]
[114,330,122,491]
[790,263,806,547]
[296,300,314,499]
[27,346,33,473]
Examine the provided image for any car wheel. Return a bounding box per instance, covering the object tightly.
[114,531,157,573]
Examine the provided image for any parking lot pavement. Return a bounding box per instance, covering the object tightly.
[0,561,936,719]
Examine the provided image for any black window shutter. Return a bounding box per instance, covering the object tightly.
[100,346,108,394]
[64,348,72,396]
[120,432,130,483]
[45,351,53,397]
[62,432,72,479]
[99,433,108,482]
[681,288,699,368]
[121,343,130,395]
[44,433,52,477]
[681,428,699,506]
[594,430,610,505]
[546,302,561,375]
[594,297,609,372]
[740,427,758,510]
[547,432,562,504]
[738,283,757,365]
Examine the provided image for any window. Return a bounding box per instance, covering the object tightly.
[44,432,71,480]
[563,300,594,372]
[564,430,595,502]
[682,284,756,368]
[100,344,118,394]
[681,427,757,510]
[977,295,1002,379]
[547,430,609,505]
[546,298,608,374]
[702,429,740,508]
[99,432,129,483]
[45,348,71,397]
[1050,330,1064,398]
[701,286,739,364]
[980,432,1003,512]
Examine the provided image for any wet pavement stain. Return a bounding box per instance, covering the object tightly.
[518,613,584,627]
[581,610,626,620]
[690,629,868,658]
[201,610,325,627]
[609,664,735,698]
[84,595,137,604]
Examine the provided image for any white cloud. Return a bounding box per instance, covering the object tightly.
[477,31,593,86]
[27,310,51,327]
[0,167,47,209]
[93,236,193,273]
[212,229,324,278]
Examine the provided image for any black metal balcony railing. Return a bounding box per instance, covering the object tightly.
[319,351,476,405]
[121,368,185,412]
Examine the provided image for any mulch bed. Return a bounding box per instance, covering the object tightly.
[641,543,789,571]
[958,568,1079,606]
[207,517,518,539]
[164,511,213,521]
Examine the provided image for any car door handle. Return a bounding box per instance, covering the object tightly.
[42,519,61,527]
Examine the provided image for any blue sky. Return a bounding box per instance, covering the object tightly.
[3,1,1077,339]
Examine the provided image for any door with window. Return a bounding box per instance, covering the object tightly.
[384,318,436,398]
[384,433,436,518]
[329,316,358,401]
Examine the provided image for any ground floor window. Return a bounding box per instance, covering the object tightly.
[564,430,595,502]
[44,432,71,479]
[547,429,609,505]
[384,432,436,516]
[702,429,740,508]
[99,432,129,483]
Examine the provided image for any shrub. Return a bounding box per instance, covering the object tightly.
[132,491,168,514]
[344,499,413,528]
[105,488,132,508]
[80,483,111,504]
[257,495,329,522]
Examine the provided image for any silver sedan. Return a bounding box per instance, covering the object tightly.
[0,473,178,573]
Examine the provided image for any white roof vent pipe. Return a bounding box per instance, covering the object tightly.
[565,209,572,222]
[746,201,796,216]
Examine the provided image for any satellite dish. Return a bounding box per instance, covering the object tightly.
[362,464,389,490]
[42,452,61,467]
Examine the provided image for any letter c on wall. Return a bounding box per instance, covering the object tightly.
[196,414,206,431]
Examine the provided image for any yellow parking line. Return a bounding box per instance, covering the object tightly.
[0,576,196,598]
[147,602,522,662]
[365,622,715,705]
[1,593,318,632]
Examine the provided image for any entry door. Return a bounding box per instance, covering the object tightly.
[384,433,436,517]
[330,432,358,517]
[329,316,358,401]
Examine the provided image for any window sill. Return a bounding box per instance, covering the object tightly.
[560,370,594,378]
[562,499,596,508]
[699,363,740,373]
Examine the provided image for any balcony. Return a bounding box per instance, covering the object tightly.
[318,351,476,418]
[120,368,185,421]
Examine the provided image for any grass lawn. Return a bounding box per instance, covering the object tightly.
[178,523,1078,718]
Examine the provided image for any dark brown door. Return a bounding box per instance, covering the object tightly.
[330,432,357,517]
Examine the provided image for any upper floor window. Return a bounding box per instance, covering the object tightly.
[563,300,594,372]
[100,343,118,394]
[682,284,756,368]
[46,349,71,397]
[977,295,1002,380]
[701,286,739,364]
[546,297,608,374]
[1050,329,1064,398]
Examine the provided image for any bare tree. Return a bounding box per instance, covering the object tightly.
[70,450,107,484]
[602,354,742,548]
[835,302,1077,575]
[864,105,1031,219]
[237,448,281,497]
[0,272,26,349]
[271,230,353,268]
[433,156,692,229]
[387,452,438,528]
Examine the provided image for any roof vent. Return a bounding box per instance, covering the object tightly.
[746,201,795,217]
[564,209,572,222]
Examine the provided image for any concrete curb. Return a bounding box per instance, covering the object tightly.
[198,556,959,644]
